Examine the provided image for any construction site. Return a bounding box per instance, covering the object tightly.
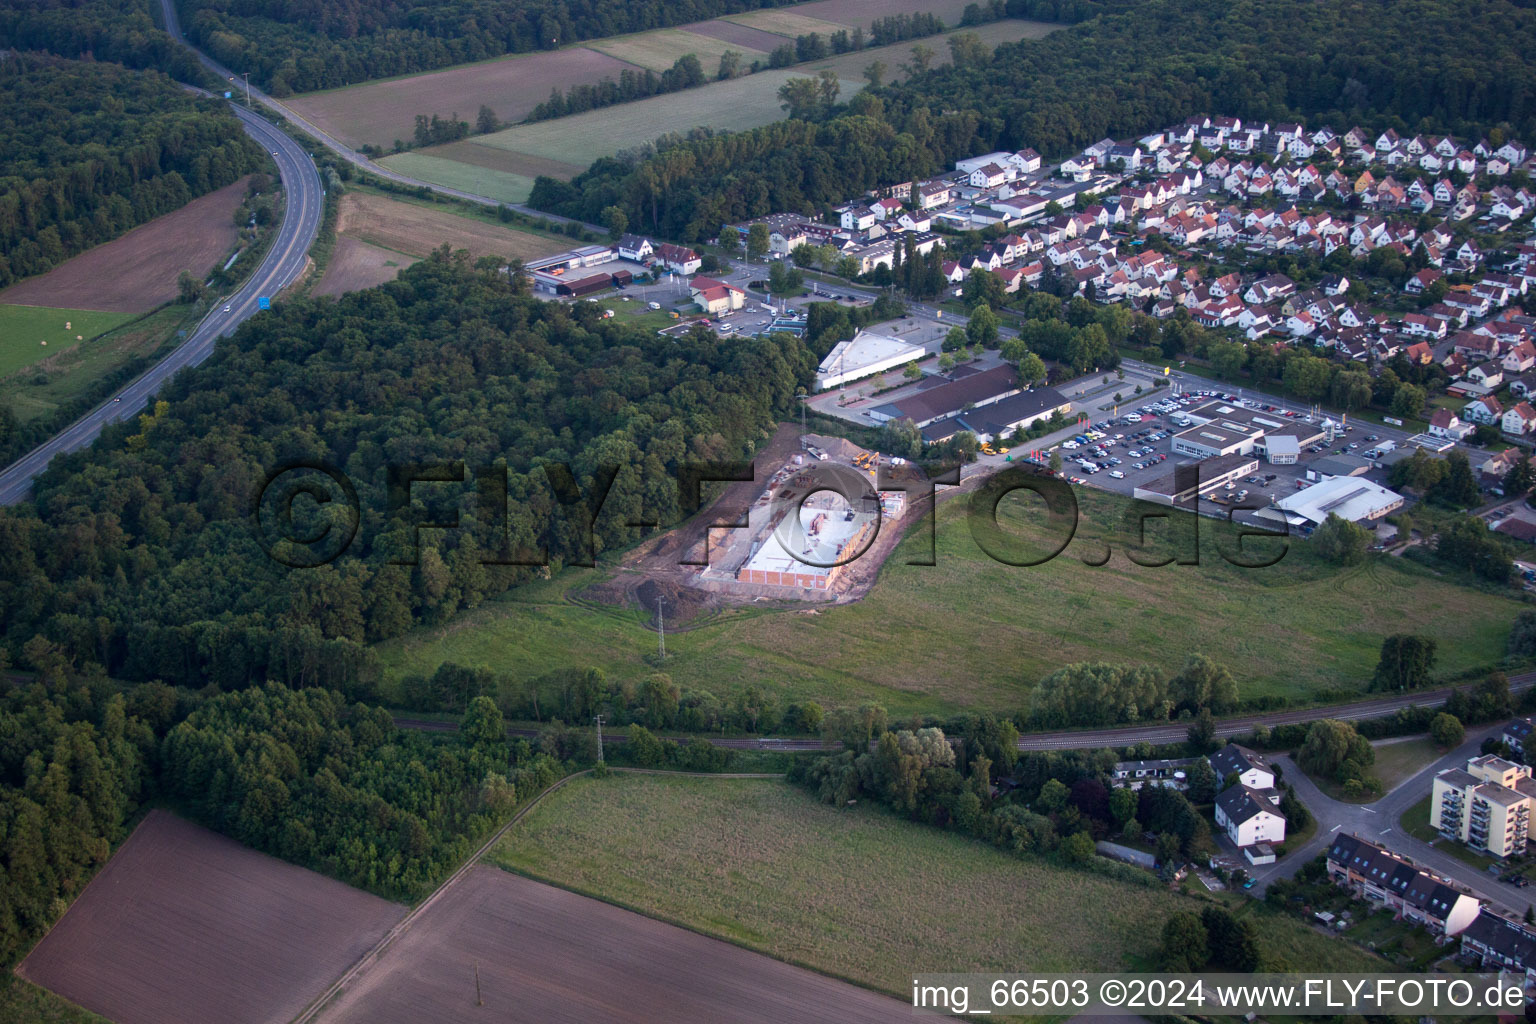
[586,428,928,626]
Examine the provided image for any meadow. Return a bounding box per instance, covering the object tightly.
[433,21,1060,181]
[0,305,137,378]
[588,28,768,73]
[489,773,1386,997]
[375,484,1522,719]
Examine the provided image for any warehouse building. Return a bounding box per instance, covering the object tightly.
[1170,401,1326,461]
[868,364,1020,426]
[920,387,1072,443]
[1255,476,1404,528]
[1132,453,1259,505]
[816,331,926,390]
[735,504,876,590]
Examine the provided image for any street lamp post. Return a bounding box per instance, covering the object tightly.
[230,73,251,107]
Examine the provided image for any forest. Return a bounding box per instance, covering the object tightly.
[0,0,204,80]
[0,255,815,692]
[530,0,1536,240]
[177,0,808,95]
[0,646,559,967]
[0,53,265,287]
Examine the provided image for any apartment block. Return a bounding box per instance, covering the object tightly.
[1430,755,1536,858]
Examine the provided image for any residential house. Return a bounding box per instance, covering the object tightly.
[1428,408,1473,441]
[1461,909,1536,980]
[1215,785,1286,851]
[655,243,702,275]
[689,275,746,314]
[1209,744,1276,789]
[1464,395,1504,424]
[616,234,654,262]
[1326,833,1481,942]
[1504,402,1536,436]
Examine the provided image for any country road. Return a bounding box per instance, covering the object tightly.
[152,0,604,235]
[394,671,1534,752]
[0,105,323,505]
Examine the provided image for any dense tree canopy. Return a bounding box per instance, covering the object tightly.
[0,54,265,286]
[0,257,814,691]
[181,0,817,94]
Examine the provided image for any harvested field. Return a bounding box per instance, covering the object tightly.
[459,22,1061,174]
[17,810,405,1024]
[0,305,136,378]
[721,9,849,38]
[588,28,767,73]
[376,151,538,203]
[487,774,1388,995]
[317,864,906,1023]
[0,176,252,313]
[688,20,793,52]
[313,237,415,297]
[333,192,568,263]
[426,139,586,181]
[286,47,638,150]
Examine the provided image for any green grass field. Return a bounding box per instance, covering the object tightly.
[720,9,849,37]
[489,773,1385,996]
[1370,736,1445,792]
[376,485,1522,719]
[588,28,768,72]
[0,305,137,378]
[0,306,188,424]
[376,152,539,204]
[451,21,1058,175]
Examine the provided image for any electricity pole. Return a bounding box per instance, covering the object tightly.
[655,595,667,660]
[474,962,483,1007]
[231,73,251,107]
[593,715,605,762]
[796,392,809,445]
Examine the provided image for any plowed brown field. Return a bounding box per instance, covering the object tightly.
[317,865,906,1023]
[17,811,405,1024]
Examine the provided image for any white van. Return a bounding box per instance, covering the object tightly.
[1109,470,1125,479]
[647,301,661,310]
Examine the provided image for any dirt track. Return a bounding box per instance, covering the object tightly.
[17,810,405,1024]
[317,865,907,1024]
[0,177,252,313]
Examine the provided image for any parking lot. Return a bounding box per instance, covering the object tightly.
[1043,387,1388,526]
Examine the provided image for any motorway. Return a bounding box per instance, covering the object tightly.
[0,105,323,505]
[152,0,602,233]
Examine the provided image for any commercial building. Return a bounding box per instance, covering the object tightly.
[868,364,1020,427]
[1131,454,1259,505]
[919,387,1071,444]
[1254,476,1404,528]
[1431,755,1536,859]
[815,331,926,390]
[1326,833,1481,942]
[1169,401,1326,461]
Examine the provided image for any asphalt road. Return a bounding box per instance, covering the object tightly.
[153,0,603,234]
[0,105,323,505]
[1242,722,1531,919]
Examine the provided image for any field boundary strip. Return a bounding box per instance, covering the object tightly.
[287,766,784,1024]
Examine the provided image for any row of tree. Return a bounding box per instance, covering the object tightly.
[1031,654,1241,728]
[0,54,265,287]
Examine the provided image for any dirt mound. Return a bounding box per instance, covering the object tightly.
[633,576,714,629]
